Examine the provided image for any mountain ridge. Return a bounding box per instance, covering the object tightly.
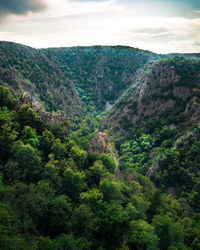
[1,41,200,249]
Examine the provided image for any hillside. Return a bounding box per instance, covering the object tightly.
[44,46,161,113]
[105,56,200,135]
[103,56,200,213]
[1,42,200,249]
[1,84,200,250]
[0,41,85,117]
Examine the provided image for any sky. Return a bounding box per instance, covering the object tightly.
[0,0,200,53]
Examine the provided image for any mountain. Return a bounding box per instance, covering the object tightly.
[1,41,200,249]
[104,56,200,137]
[103,55,200,208]
[43,46,161,113]
[0,41,84,117]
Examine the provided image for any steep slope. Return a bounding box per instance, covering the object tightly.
[2,85,199,250]
[1,43,200,249]
[105,56,200,136]
[44,46,161,112]
[103,56,200,207]
[0,41,85,117]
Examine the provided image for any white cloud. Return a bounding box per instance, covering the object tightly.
[0,0,200,53]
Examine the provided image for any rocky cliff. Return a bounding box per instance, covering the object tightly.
[104,57,200,135]
[15,94,70,136]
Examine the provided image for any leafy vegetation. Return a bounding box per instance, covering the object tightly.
[0,41,85,117]
[1,82,199,249]
[44,46,160,113]
[1,42,200,249]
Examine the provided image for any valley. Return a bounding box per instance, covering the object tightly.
[0,41,200,249]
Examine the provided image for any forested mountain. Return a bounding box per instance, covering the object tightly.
[0,41,85,116]
[104,56,200,209]
[44,46,161,113]
[1,41,200,249]
[105,56,200,136]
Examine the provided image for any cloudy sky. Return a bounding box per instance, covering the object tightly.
[0,0,200,53]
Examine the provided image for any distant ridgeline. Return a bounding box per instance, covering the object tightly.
[43,46,162,113]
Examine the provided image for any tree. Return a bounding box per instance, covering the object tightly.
[0,124,18,163]
[98,203,129,248]
[21,126,39,149]
[54,233,91,250]
[13,142,42,183]
[80,188,103,210]
[99,153,116,173]
[40,129,55,158]
[0,85,13,108]
[69,146,87,169]
[48,123,67,142]
[152,215,185,250]
[41,195,72,237]
[62,168,86,202]
[38,237,54,250]
[70,204,96,237]
[99,178,121,201]
[146,189,161,223]
[89,160,107,185]
[51,138,67,161]
[16,104,45,133]
[128,220,159,250]
[0,202,29,250]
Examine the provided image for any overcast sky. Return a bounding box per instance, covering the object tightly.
[0,0,200,53]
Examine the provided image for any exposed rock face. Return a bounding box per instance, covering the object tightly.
[185,96,200,121]
[173,86,191,99]
[88,132,108,155]
[174,130,194,148]
[88,131,119,174]
[15,94,70,136]
[146,155,160,178]
[106,101,113,111]
[105,61,196,131]
[166,186,176,196]
[137,65,179,102]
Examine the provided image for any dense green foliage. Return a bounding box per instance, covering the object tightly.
[44,46,160,112]
[1,84,199,249]
[1,42,200,249]
[0,41,85,116]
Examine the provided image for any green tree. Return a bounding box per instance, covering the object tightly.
[39,237,54,250]
[62,168,86,202]
[152,214,185,250]
[99,153,116,173]
[80,188,103,210]
[21,126,39,149]
[0,85,13,108]
[16,104,45,133]
[89,160,107,185]
[70,204,96,237]
[128,220,159,250]
[0,124,18,162]
[40,129,55,158]
[69,146,87,169]
[147,189,161,222]
[99,178,121,201]
[51,138,67,161]
[13,142,42,183]
[98,203,129,248]
[54,233,91,250]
